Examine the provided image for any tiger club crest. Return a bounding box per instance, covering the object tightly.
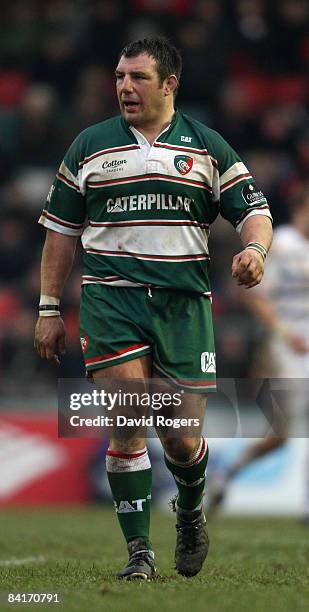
[174,155,193,176]
[80,335,89,353]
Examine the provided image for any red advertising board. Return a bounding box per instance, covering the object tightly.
[0,413,99,506]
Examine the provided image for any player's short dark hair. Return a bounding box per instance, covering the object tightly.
[120,36,182,93]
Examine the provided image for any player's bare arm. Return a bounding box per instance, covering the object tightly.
[232,216,273,289]
[34,229,78,363]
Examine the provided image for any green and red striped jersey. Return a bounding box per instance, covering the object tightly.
[39,110,271,294]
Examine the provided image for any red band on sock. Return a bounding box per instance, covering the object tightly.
[190,437,207,466]
[107,448,147,460]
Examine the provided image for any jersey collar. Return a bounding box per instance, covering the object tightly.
[120,109,179,145]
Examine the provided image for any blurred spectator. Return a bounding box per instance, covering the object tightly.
[271,0,309,73]
[295,130,309,180]
[0,2,40,70]
[68,64,117,136]
[176,2,228,115]
[0,83,61,171]
[213,80,259,151]
[86,1,127,64]
[0,208,37,283]
[258,103,307,152]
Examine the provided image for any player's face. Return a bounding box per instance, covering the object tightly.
[115,53,169,128]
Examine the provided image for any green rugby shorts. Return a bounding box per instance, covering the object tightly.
[79,285,216,393]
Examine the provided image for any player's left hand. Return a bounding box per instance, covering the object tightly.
[231,248,264,289]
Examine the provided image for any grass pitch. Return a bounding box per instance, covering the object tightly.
[0,507,308,612]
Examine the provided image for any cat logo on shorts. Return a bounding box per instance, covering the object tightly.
[46,184,55,203]
[200,351,216,373]
[174,155,193,175]
[80,335,89,353]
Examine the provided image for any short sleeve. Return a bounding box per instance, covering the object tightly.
[211,131,272,232]
[39,135,86,236]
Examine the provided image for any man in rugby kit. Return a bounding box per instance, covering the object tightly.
[35,37,273,580]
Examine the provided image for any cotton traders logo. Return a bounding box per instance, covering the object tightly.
[102,159,127,170]
[242,182,266,206]
[174,155,193,175]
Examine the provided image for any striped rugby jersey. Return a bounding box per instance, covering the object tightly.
[39,110,272,294]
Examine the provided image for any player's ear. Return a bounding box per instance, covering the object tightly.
[163,74,178,97]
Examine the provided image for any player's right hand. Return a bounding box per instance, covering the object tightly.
[34,316,66,364]
[231,248,264,289]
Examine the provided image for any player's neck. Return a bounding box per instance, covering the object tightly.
[133,109,175,146]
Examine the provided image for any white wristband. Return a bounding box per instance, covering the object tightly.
[39,295,60,317]
[245,242,267,262]
[39,295,60,306]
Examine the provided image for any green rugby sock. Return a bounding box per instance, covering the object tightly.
[106,447,152,549]
[164,438,208,512]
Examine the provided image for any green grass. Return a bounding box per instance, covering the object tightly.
[0,507,309,611]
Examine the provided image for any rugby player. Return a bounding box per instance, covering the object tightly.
[35,37,273,579]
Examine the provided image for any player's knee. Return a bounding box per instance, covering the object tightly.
[164,437,200,463]
[108,438,146,454]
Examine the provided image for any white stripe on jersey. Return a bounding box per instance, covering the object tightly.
[220,162,252,192]
[79,144,214,194]
[82,224,209,259]
[39,213,83,237]
[236,207,272,233]
[57,160,80,190]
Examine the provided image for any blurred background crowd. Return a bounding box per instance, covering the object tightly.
[0,0,308,400]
